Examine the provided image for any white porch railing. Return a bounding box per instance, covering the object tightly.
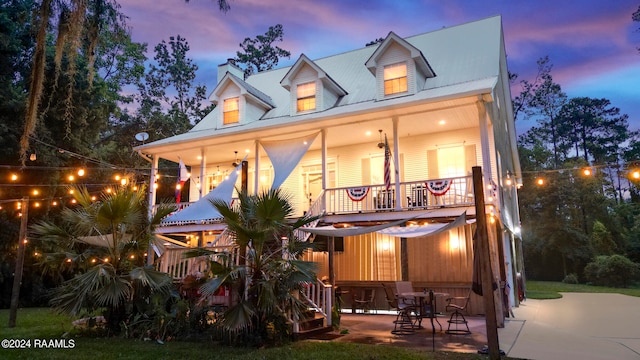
[323,175,473,214]
[295,190,325,242]
[154,176,474,223]
[293,278,332,332]
[157,245,237,280]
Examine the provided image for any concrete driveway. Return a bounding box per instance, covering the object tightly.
[500,293,640,360]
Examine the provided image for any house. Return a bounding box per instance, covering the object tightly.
[135,15,523,328]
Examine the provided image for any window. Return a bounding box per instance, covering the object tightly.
[296,81,316,112]
[383,62,407,95]
[437,146,465,178]
[223,97,239,124]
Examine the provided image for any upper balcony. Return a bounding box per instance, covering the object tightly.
[156,175,476,229]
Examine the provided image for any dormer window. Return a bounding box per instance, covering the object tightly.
[296,81,316,112]
[223,97,239,124]
[383,62,408,95]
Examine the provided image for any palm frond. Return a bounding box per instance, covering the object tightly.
[221,299,255,332]
[129,266,172,291]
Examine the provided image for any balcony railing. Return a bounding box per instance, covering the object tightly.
[323,175,473,215]
[155,175,474,222]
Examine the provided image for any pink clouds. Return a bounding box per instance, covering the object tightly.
[116,0,640,129]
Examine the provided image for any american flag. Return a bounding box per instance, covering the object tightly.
[175,159,189,203]
[384,134,391,190]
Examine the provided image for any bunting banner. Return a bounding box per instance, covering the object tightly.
[346,186,369,201]
[425,179,452,196]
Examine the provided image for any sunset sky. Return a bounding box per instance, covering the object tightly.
[118,0,640,134]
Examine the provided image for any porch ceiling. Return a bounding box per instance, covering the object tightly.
[138,95,483,167]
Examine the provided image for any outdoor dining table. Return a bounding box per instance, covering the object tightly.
[401,290,449,352]
[400,290,449,330]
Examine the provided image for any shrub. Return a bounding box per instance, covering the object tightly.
[562,273,579,284]
[584,255,640,288]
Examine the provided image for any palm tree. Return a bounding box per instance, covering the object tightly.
[31,184,175,333]
[190,188,319,344]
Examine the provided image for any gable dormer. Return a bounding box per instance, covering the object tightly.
[209,65,275,128]
[280,54,347,116]
[365,32,435,100]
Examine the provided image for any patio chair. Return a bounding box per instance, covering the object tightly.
[352,288,376,314]
[445,289,471,335]
[395,281,417,307]
[382,283,416,335]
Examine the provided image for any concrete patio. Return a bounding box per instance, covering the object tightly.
[308,293,640,359]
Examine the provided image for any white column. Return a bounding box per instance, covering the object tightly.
[147,154,158,266]
[321,129,327,190]
[392,116,401,210]
[477,97,492,182]
[199,148,206,199]
[254,140,260,194]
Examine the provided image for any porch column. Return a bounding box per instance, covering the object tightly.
[254,140,260,194]
[392,116,401,210]
[147,154,158,266]
[476,97,493,182]
[199,148,206,199]
[321,129,327,212]
[321,128,327,190]
[400,238,408,281]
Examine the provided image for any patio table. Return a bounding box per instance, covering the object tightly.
[401,291,449,330]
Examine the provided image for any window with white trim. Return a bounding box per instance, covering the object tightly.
[296,81,316,112]
[383,62,408,95]
[223,97,239,124]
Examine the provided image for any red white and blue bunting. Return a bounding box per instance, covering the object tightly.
[425,179,452,196]
[346,186,369,201]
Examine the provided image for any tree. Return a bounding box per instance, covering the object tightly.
[556,97,630,164]
[31,185,175,333]
[590,221,617,256]
[235,24,291,78]
[133,35,213,140]
[189,189,318,345]
[513,57,567,168]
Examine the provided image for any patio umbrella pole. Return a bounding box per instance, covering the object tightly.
[472,167,501,359]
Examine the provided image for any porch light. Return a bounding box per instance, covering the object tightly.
[232,151,239,167]
[377,129,385,149]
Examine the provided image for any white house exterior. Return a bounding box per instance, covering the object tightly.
[136,16,523,323]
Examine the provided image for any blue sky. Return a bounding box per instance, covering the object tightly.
[118,0,640,134]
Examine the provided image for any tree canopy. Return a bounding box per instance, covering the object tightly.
[515,57,640,281]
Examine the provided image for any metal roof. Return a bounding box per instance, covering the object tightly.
[137,15,504,154]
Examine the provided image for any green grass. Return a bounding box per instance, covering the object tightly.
[0,308,508,360]
[525,281,640,299]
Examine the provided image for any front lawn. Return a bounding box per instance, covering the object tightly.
[0,308,506,360]
[525,281,640,299]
